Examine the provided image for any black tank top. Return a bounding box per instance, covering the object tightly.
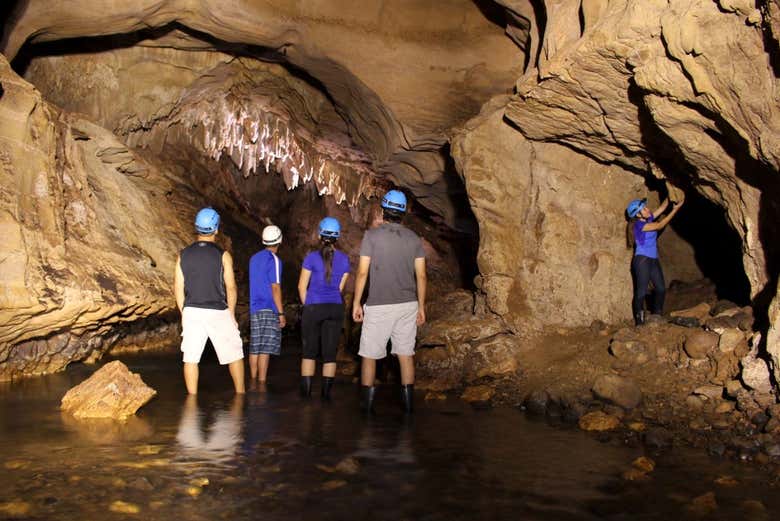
[180,241,227,310]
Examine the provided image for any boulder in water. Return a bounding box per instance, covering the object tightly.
[61,360,156,420]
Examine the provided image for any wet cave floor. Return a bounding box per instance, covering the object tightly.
[1,337,779,521]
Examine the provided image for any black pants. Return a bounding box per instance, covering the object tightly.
[631,255,666,316]
[301,304,344,363]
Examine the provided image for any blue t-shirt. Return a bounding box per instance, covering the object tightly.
[249,249,282,313]
[634,214,658,259]
[302,249,350,305]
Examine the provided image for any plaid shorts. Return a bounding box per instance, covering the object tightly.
[249,309,281,355]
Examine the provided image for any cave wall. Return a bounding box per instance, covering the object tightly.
[452,97,701,332]
[0,55,199,379]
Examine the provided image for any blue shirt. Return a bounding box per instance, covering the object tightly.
[249,249,282,313]
[634,215,658,259]
[302,250,350,305]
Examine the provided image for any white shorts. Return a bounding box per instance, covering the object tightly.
[358,301,418,359]
[181,307,244,365]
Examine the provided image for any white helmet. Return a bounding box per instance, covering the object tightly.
[262,225,283,246]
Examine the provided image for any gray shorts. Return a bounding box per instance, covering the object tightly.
[358,301,418,359]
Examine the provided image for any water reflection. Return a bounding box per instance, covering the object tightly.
[176,394,244,465]
[61,413,153,444]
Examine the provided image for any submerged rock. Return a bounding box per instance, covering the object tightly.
[578,411,620,431]
[61,360,156,420]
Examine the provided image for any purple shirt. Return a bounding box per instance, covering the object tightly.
[302,249,350,305]
[634,214,658,259]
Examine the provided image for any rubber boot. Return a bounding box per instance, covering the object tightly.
[300,376,312,397]
[360,385,376,413]
[401,384,414,413]
[634,310,645,327]
[321,377,334,401]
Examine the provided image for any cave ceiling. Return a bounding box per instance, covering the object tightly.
[2,0,525,225]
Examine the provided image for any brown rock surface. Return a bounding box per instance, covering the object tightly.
[578,411,621,432]
[684,331,719,360]
[60,360,156,420]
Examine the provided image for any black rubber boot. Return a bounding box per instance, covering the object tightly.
[300,376,312,397]
[360,385,376,413]
[321,377,334,401]
[634,310,645,327]
[401,384,414,413]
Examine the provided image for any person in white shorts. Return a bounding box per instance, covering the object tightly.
[174,207,245,395]
[352,190,427,413]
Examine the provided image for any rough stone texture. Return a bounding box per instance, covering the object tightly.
[6,1,523,223]
[504,1,779,307]
[683,330,719,360]
[768,279,780,384]
[60,360,157,419]
[451,99,700,332]
[741,353,773,394]
[0,56,194,379]
[578,411,621,431]
[592,374,642,410]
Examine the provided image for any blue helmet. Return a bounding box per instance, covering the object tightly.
[381,190,407,213]
[195,207,220,234]
[625,198,647,219]
[318,217,341,239]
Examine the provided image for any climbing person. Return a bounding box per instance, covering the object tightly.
[248,224,286,386]
[174,207,245,395]
[626,192,685,326]
[297,217,351,400]
[352,189,426,413]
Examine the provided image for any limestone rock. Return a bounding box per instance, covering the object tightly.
[718,329,745,353]
[61,361,156,420]
[460,385,495,403]
[578,411,621,432]
[670,303,711,322]
[609,339,650,365]
[684,331,719,360]
[592,375,642,410]
[740,355,773,394]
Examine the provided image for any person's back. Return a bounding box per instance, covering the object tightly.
[180,241,227,310]
[362,223,423,306]
[302,248,350,305]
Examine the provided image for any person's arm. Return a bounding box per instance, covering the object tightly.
[650,197,669,217]
[174,255,185,313]
[642,198,684,232]
[272,283,286,328]
[352,256,371,322]
[222,251,238,322]
[298,268,312,304]
[339,273,349,293]
[414,257,427,326]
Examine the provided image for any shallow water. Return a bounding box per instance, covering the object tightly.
[1,346,778,521]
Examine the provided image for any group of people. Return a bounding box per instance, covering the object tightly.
[173,189,426,413]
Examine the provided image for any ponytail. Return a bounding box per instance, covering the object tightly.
[626,219,635,249]
[320,238,335,283]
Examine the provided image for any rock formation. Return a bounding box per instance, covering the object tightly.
[0,1,778,389]
[60,360,157,419]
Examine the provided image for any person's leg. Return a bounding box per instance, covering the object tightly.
[321,304,344,380]
[228,359,245,393]
[632,256,651,325]
[184,363,199,394]
[301,359,317,377]
[249,354,260,381]
[300,305,318,396]
[361,358,377,387]
[649,258,666,315]
[358,304,392,412]
[258,354,270,382]
[397,356,415,385]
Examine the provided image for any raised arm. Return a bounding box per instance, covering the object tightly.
[298,268,312,304]
[222,251,238,321]
[414,257,427,326]
[642,198,684,232]
[174,255,185,313]
[650,197,669,217]
[352,256,371,322]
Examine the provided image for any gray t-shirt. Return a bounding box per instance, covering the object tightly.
[359,223,425,306]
